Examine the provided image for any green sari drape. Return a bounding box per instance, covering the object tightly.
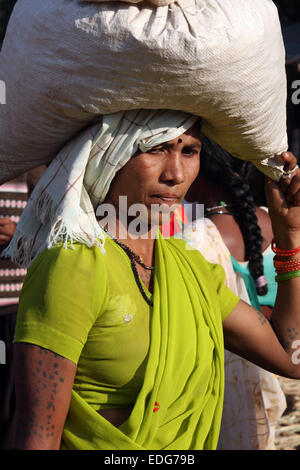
[62,235,239,450]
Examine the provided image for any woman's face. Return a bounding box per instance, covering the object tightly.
[105,124,201,226]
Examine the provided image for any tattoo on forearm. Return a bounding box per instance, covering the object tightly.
[283,327,300,350]
[16,345,66,442]
[270,318,300,351]
[256,309,267,326]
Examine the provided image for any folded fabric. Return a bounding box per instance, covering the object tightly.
[2,110,198,267]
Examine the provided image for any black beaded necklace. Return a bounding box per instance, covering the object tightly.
[103,228,154,307]
[114,238,155,271]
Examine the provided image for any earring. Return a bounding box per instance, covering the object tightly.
[178,138,182,143]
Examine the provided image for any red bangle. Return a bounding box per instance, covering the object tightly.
[274,256,300,266]
[276,264,300,274]
[271,239,300,257]
[274,255,300,273]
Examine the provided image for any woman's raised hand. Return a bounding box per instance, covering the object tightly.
[265,152,300,249]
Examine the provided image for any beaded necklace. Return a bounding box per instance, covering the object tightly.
[103,227,154,307]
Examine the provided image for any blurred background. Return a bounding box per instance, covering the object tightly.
[274,0,300,159]
[0,0,299,158]
[0,1,16,46]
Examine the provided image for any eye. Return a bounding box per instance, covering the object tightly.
[182,147,200,157]
[147,147,164,154]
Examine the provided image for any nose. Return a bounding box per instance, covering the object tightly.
[160,152,184,185]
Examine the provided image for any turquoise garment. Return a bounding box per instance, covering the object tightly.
[230,257,262,311]
[231,246,277,310]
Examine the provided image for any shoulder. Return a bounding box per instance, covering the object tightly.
[27,240,110,283]
[22,241,111,316]
[255,206,273,249]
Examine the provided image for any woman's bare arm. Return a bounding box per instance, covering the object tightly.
[223,299,300,378]
[224,152,300,379]
[13,343,77,450]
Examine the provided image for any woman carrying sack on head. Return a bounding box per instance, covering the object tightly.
[5,109,300,450]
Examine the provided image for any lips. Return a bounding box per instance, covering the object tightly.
[151,195,180,205]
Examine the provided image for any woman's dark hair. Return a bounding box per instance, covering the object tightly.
[200,136,268,296]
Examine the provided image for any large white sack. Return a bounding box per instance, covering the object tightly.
[0,0,288,184]
[81,0,175,5]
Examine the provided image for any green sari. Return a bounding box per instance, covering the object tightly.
[62,235,239,450]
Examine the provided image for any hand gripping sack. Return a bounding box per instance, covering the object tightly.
[0,0,288,183]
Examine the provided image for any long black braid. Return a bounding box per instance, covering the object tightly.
[200,137,268,296]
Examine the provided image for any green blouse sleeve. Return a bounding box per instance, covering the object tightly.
[207,261,240,322]
[14,243,109,364]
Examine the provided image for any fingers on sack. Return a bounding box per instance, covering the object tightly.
[282,151,297,170]
[280,152,300,193]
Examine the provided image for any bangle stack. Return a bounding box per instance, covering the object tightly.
[272,239,300,282]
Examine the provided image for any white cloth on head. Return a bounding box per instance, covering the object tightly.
[3,110,198,267]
